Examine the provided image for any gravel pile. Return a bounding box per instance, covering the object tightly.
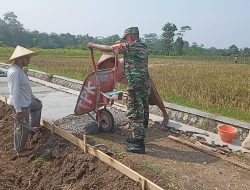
[54,107,129,137]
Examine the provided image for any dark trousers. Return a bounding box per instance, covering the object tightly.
[13,97,42,152]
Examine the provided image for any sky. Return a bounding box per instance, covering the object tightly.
[1,0,250,49]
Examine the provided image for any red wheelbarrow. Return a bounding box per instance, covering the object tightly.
[74,49,123,132]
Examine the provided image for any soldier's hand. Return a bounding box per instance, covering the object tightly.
[87,42,94,49]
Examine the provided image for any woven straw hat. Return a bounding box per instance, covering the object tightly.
[7,45,37,63]
[97,54,115,65]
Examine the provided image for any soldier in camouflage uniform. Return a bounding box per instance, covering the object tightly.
[87,27,150,154]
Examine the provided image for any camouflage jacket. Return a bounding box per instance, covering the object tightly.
[116,39,151,90]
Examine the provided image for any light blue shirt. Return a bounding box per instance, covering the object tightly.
[7,64,32,112]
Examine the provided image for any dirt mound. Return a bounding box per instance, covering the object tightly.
[0,101,140,190]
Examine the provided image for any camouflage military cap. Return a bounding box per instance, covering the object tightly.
[121,27,139,41]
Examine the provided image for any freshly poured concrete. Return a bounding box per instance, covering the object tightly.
[0,77,78,122]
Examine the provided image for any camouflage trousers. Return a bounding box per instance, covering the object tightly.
[126,88,151,142]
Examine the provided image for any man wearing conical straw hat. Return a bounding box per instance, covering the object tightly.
[7,45,42,153]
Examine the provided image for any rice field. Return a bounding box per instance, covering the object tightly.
[149,60,250,121]
[1,47,250,121]
[30,57,92,80]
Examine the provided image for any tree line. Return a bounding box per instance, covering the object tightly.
[1,12,250,57]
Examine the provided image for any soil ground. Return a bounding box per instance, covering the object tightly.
[0,101,140,190]
[1,100,250,190]
[91,120,250,190]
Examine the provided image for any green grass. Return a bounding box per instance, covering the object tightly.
[34,156,47,167]
[139,160,178,183]
[34,48,101,58]
[108,145,127,159]
[29,64,86,81]
[0,46,14,61]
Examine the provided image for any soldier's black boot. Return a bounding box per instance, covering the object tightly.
[125,139,145,154]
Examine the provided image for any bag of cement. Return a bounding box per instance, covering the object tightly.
[242,131,250,150]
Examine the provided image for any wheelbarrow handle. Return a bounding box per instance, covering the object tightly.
[114,53,118,83]
[90,48,98,73]
[88,48,101,115]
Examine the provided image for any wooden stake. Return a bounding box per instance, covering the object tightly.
[142,178,146,190]
[83,135,87,153]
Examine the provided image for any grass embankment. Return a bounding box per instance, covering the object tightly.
[1,47,250,122]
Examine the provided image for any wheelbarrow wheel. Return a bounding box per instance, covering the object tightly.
[97,109,114,132]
